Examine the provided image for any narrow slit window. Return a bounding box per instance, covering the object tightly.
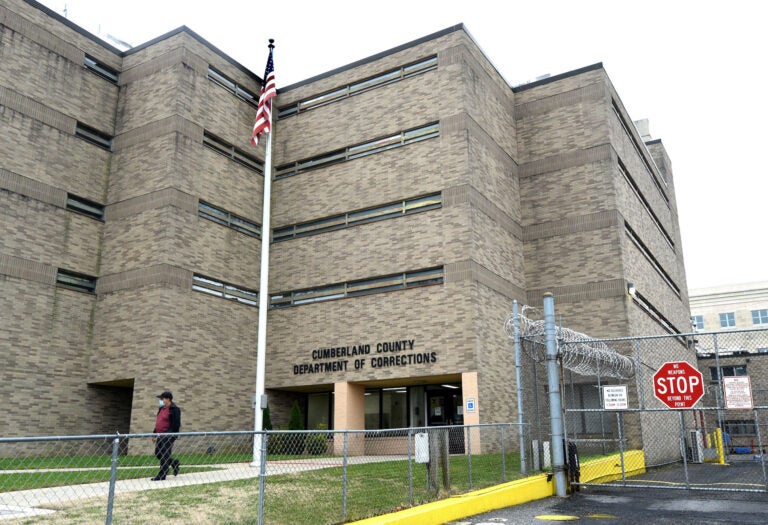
[56,269,97,294]
[76,123,112,150]
[192,274,258,306]
[66,194,104,220]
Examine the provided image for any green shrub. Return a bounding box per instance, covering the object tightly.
[266,428,287,455]
[288,401,305,454]
[306,424,328,455]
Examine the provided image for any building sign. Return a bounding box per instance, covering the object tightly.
[723,376,753,409]
[292,339,437,375]
[466,398,476,413]
[602,385,628,410]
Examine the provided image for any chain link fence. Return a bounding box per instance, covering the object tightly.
[551,328,768,492]
[0,423,527,524]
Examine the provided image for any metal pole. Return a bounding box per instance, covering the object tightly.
[596,362,606,454]
[753,409,767,489]
[712,333,724,432]
[104,436,120,525]
[568,370,577,441]
[635,340,645,410]
[513,301,527,474]
[533,355,543,470]
[342,432,348,522]
[467,424,473,490]
[258,432,267,525]
[408,428,414,505]
[501,425,507,482]
[617,413,626,484]
[252,40,276,467]
[679,411,690,490]
[544,293,567,496]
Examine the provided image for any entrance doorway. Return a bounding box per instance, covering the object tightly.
[427,387,464,453]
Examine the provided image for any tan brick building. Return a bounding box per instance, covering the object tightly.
[1,0,692,440]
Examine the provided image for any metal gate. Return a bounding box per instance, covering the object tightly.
[557,329,768,493]
[521,329,768,492]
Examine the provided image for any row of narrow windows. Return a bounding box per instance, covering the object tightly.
[630,290,682,335]
[55,265,445,306]
[611,100,669,203]
[270,267,444,308]
[59,188,441,243]
[278,56,437,118]
[274,193,441,242]
[618,157,674,250]
[624,222,680,298]
[275,123,439,180]
[191,266,444,309]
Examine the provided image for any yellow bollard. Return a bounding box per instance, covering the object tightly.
[715,428,725,465]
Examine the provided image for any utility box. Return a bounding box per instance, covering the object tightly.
[415,432,429,463]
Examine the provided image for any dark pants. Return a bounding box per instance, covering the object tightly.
[154,436,176,478]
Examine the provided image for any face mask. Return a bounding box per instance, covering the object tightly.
[158,400,165,407]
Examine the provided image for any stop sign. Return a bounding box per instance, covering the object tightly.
[653,361,704,409]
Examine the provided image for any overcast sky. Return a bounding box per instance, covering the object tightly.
[39,0,767,292]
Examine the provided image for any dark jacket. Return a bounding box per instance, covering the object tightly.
[154,402,182,436]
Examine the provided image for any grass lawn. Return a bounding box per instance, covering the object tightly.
[4,452,528,524]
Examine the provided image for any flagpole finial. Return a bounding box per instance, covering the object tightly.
[268,39,275,49]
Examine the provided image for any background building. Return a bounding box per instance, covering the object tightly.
[1,0,692,444]
[690,282,768,448]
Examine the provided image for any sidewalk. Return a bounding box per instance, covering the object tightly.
[0,455,404,521]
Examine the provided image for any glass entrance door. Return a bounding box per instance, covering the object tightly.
[426,387,464,453]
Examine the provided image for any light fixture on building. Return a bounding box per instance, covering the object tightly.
[627,282,637,296]
[441,384,460,389]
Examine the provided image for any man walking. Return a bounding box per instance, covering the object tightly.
[151,391,181,481]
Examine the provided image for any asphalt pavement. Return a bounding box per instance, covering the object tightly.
[450,458,768,525]
[449,485,768,524]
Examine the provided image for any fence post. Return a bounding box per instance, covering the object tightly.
[544,293,567,497]
[635,340,645,410]
[408,428,414,506]
[258,431,267,525]
[617,413,626,483]
[513,300,527,475]
[712,333,724,431]
[104,435,120,525]
[342,432,348,522]
[501,425,506,482]
[467,425,473,490]
[753,409,768,489]
[678,411,691,489]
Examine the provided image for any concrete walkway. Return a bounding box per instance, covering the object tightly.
[0,456,405,521]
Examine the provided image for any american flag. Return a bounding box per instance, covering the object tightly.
[251,42,276,146]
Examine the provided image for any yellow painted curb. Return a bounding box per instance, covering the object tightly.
[349,450,646,525]
[348,473,555,525]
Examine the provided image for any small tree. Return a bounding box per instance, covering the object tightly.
[288,400,303,430]
[288,400,305,454]
[263,405,273,431]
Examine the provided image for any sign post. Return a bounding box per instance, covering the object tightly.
[652,361,704,409]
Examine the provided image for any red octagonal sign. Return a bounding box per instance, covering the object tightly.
[653,361,704,409]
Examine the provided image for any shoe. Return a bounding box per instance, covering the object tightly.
[172,460,180,476]
[151,476,166,481]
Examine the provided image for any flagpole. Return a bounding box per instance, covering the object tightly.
[252,39,275,467]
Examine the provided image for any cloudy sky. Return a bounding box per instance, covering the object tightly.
[39,0,767,291]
